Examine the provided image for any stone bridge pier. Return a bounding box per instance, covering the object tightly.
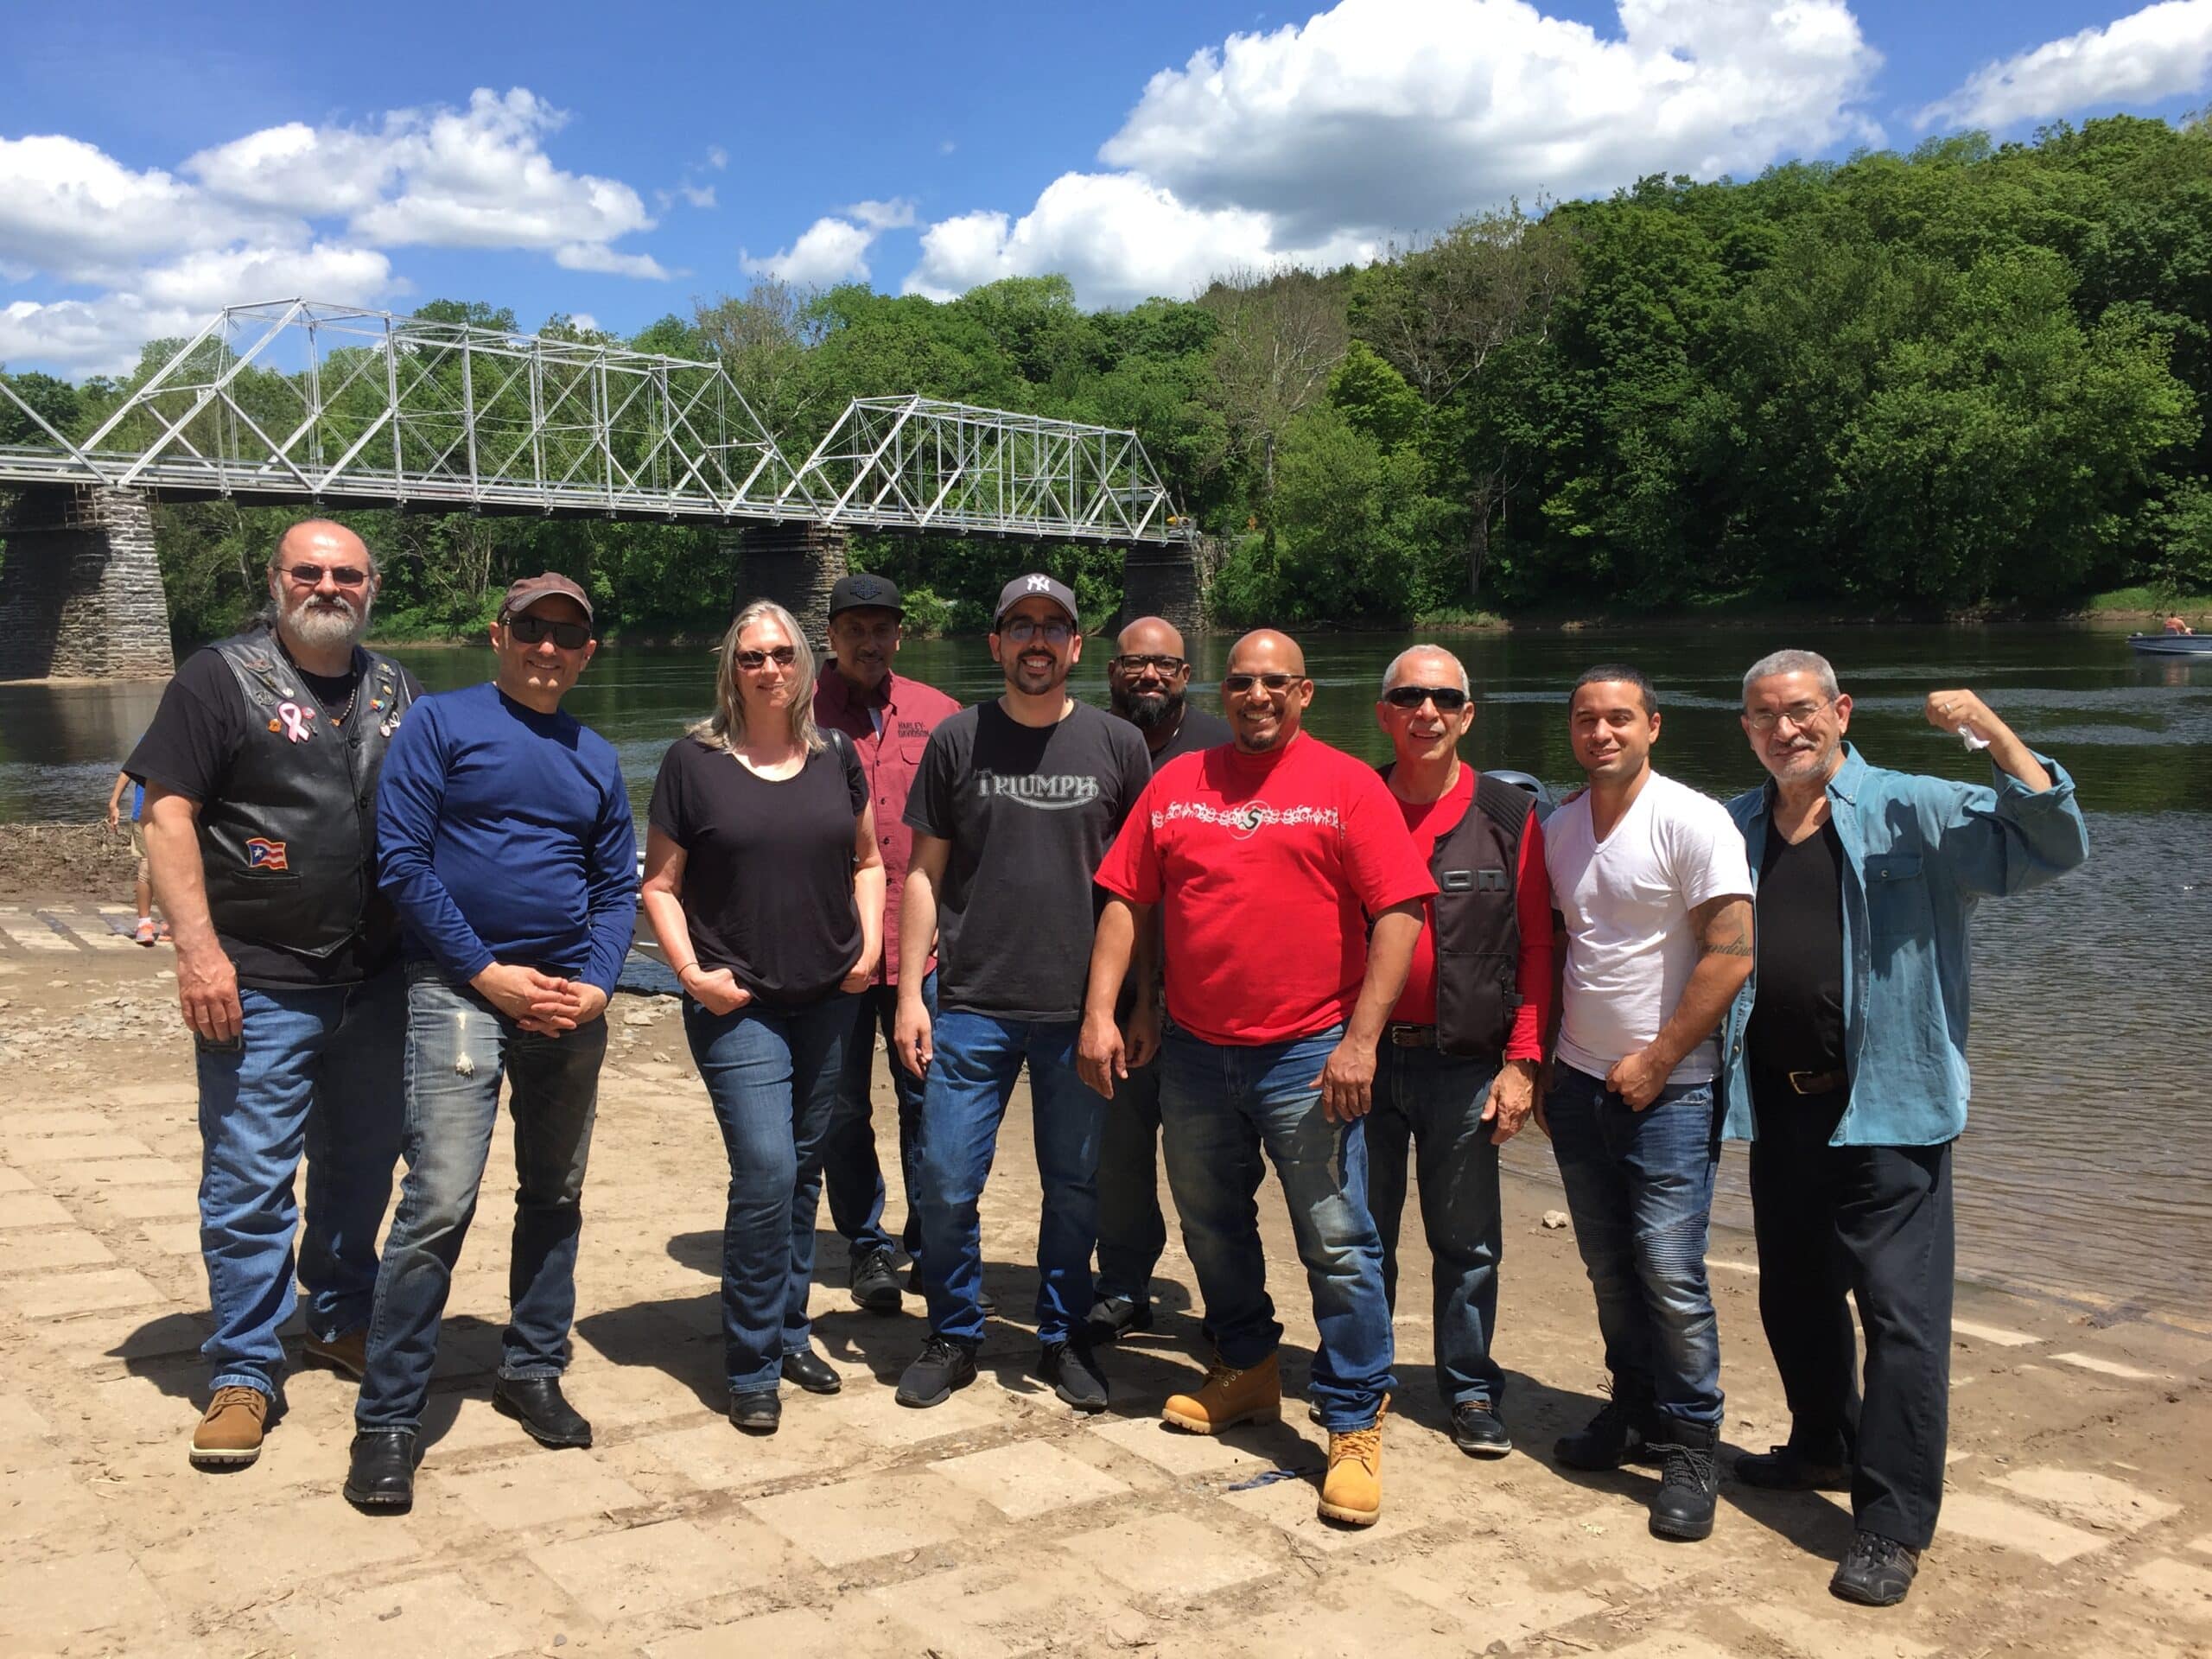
[0,487,174,681]
[721,521,851,645]
[1118,537,1213,641]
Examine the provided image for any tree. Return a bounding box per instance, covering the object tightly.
[1197,267,1350,517]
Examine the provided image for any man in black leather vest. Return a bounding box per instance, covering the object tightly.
[129,521,419,1470]
[1369,645,1554,1459]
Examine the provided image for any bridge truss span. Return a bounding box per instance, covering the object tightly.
[0,301,1196,546]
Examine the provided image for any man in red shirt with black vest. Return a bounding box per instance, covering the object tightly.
[1083,629,1433,1529]
[1370,645,1554,1459]
[810,574,962,1314]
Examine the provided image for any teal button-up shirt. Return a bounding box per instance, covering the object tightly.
[1718,742,2088,1147]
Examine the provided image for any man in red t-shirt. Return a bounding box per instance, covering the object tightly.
[1370,644,1554,1462]
[1083,629,1433,1529]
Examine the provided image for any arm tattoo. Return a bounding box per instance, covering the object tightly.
[1700,899,1754,959]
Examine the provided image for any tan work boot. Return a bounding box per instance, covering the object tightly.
[303,1328,367,1381]
[189,1386,270,1468]
[1318,1395,1389,1526]
[1162,1352,1281,1433]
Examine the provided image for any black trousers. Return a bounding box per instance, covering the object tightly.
[1748,1083,1955,1552]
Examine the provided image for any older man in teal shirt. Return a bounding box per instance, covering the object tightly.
[1719,649,2088,1609]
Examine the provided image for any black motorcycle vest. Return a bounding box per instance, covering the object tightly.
[1382,766,1532,1057]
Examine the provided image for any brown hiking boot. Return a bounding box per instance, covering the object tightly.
[302,1328,367,1381]
[1318,1395,1389,1527]
[189,1386,269,1468]
[1161,1351,1281,1433]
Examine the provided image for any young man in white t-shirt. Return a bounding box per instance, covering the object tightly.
[1542,664,1753,1544]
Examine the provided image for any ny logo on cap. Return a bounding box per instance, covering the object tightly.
[1027,575,1052,592]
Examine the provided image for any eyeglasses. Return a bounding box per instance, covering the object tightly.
[1224,672,1302,694]
[735,645,798,671]
[506,613,591,649]
[285,563,368,588]
[1112,653,1187,676]
[999,617,1073,645]
[1382,685,1470,712]
[1745,698,1833,733]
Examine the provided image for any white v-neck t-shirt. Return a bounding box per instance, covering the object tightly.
[1544,769,1751,1085]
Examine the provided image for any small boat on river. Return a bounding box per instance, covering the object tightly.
[2128,632,2212,656]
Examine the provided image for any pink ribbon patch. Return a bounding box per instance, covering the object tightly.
[276,701,314,743]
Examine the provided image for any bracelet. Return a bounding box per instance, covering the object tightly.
[676,963,699,982]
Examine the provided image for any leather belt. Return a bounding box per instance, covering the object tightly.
[1788,1069,1848,1096]
[1386,1024,1438,1048]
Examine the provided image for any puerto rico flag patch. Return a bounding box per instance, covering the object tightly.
[245,838,289,871]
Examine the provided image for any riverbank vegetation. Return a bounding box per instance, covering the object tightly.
[4,115,2209,643]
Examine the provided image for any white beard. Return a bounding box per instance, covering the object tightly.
[283,593,371,652]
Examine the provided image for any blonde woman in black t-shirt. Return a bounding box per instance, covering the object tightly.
[642,600,885,1434]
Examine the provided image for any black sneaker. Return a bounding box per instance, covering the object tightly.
[851,1248,905,1313]
[1039,1340,1109,1412]
[1649,1421,1720,1541]
[1084,1294,1153,1345]
[1831,1529,1919,1606]
[1736,1441,1852,1492]
[729,1389,781,1434]
[895,1335,979,1408]
[1451,1400,1512,1458]
[1554,1396,1656,1471]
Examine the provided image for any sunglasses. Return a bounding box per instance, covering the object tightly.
[285,563,368,588]
[1112,653,1187,676]
[1382,685,1470,712]
[1224,672,1303,694]
[735,645,798,671]
[506,613,591,649]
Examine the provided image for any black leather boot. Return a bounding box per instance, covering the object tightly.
[343,1429,418,1513]
[493,1376,593,1448]
[1649,1419,1720,1541]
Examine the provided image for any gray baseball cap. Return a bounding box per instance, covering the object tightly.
[994,573,1078,628]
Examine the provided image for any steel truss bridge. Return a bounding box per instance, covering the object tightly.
[0,299,1194,547]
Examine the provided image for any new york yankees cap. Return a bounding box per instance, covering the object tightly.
[994,572,1079,627]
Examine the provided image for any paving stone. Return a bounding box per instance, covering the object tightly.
[0,1227,116,1273]
[2053,1351,2163,1381]
[646,1603,909,1659]
[0,1164,29,1192]
[36,1308,208,1367]
[0,1461,105,1545]
[0,1548,169,1643]
[1602,1637,1748,1659]
[2124,1555,2212,1619]
[928,1438,1131,1518]
[108,1082,199,1108]
[3,1132,156,1162]
[97,1185,200,1218]
[1733,1600,1939,1658]
[2,1109,114,1137]
[136,1220,202,1256]
[1064,1510,1275,1600]
[48,1156,192,1190]
[1,1265,167,1317]
[0,1392,55,1444]
[443,1452,650,1529]
[869,1560,1147,1659]
[1995,1465,2183,1534]
[269,1570,537,1659]
[747,1470,988,1567]
[0,1191,76,1229]
[2190,1532,2212,1556]
[816,1370,1007,1446]
[1379,1552,1608,1648]
[1089,1412,1312,1479]
[633,1420,823,1491]
[528,1516,747,1624]
[1217,1462,1418,1551]
[1942,1490,2110,1563]
[1952,1318,2038,1348]
[141,1491,424,1598]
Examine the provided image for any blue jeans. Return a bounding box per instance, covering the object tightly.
[194,967,404,1396]
[913,1011,1101,1347]
[1157,1023,1395,1430]
[686,990,865,1395]
[356,963,607,1431]
[1368,1045,1505,1410]
[1093,1049,1166,1304]
[822,973,934,1262]
[1546,1064,1724,1428]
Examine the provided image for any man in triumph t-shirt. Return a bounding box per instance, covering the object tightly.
[1084,629,1433,1529]
[893,574,1152,1414]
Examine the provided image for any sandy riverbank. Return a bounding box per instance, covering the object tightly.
[0,902,2209,1657]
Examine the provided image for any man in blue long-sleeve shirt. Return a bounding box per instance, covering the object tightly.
[346,573,637,1515]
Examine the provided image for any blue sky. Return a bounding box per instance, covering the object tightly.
[3,0,2209,375]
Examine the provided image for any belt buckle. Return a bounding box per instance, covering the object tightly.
[1788,1069,1823,1095]
[1388,1024,1432,1048]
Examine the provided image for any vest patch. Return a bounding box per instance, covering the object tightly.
[245,837,289,871]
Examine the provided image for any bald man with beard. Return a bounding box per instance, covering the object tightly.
[1085,631,1433,1528]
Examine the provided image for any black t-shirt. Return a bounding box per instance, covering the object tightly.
[1746,816,1847,1086]
[649,733,870,1006]
[905,699,1152,1021]
[124,641,424,988]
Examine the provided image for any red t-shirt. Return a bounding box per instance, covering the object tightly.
[1096,733,1436,1045]
[1389,767,1557,1062]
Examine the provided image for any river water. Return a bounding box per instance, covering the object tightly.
[2,625,2205,1316]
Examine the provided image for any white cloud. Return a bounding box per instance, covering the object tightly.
[848,197,917,231]
[742,216,882,286]
[1916,0,2212,131]
[555,241,673,279]
[0,134,293,281]
[675,183,717,209]
[906,173,1370,307]
[706,144,729,170]
[898,0,1882,305]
